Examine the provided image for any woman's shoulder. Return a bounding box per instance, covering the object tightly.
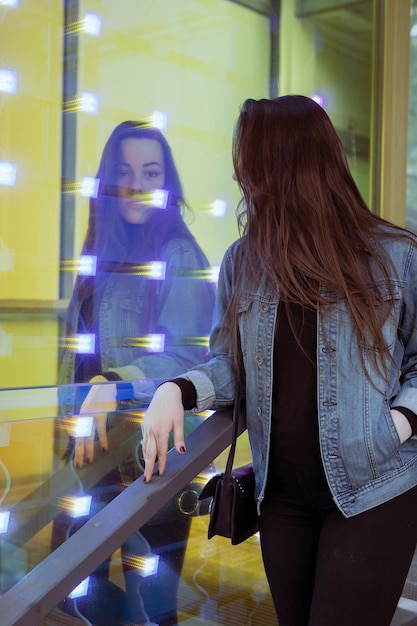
[370,224,417,275]
[367,222,416,249]
[223,237,244,261]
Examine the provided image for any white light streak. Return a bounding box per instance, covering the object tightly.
[0,69,17,93]
[73,416,94,438]
[83,13,101,35]
[0,162,17,186]
[79,255,97,276]
[81,176,99,198]
[68,577,90,598]
[80,92,98,114]
[151,110,167,131]
[211,199,227,217]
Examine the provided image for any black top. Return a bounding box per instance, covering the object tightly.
[270,302,319,465]
[171,303,417,464]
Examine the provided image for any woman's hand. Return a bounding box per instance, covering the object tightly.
[391,408,412,444]
[141,382,185,482]
[72,376,117,468]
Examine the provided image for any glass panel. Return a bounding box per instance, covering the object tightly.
[0,2,273,624]
[0,396,146,593]
[0,394,276,625]
[3,1,411,625]
[42,522,276,626]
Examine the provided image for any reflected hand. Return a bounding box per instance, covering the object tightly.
[141,382,185,482]
[72,375,117,468]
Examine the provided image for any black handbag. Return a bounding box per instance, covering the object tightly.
[198,377,259,545]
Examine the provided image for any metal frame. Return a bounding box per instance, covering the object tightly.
[228,0,272,15]
[59,0,79,299]
[295,0,366,18]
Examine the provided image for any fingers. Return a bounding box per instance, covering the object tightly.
[95,413,108,452]
[141,383,186,483]
[74,437,85,469]
[142,433,169,483]
[71,415,107,469]
[173,420,186,456]
[71,382,115,468]
[84,431,95,464]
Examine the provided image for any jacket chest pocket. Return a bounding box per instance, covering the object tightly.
[117,296,146,342]
[238,294,276,358]
[360,282,402,353]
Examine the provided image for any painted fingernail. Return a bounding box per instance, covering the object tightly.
[179,446,186,453]
[102,447,107,452]
[86,458,91,464]
[75,462,81,469]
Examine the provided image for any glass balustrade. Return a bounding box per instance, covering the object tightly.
[0,385,277,626]
[0,0,415,624]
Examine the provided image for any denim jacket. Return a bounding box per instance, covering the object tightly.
[58,237,216,415]
[184,227,417,518]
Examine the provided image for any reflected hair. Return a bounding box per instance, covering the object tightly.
[82,120,193,261]
[223,95,414,379]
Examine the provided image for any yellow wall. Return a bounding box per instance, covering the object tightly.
[0,1,63,393]
[0,1,63,300]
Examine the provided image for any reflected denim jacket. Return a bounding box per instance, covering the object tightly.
[184,228,417,518]
[58,237,216,415]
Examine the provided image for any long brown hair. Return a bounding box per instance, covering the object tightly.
[226,95,413,378]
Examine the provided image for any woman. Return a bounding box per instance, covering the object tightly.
[56,120,216,626]
[142,96,417,626]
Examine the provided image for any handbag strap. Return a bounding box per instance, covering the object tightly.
[223,374,241,482]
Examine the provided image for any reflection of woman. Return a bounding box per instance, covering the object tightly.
[55,121,216,626]
[143,96,417,626]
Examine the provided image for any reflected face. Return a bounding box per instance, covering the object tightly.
[117,137,165,224]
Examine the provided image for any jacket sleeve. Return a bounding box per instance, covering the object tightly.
[108,238,216,389]
[181,241,241,411]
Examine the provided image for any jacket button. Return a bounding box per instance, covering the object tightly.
[261,304,269,312]
[256,355,263,365]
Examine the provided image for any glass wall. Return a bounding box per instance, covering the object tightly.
[0,1,413,624]
[0,3,275,623]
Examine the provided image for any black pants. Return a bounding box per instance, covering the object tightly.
[259,458,417,626]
